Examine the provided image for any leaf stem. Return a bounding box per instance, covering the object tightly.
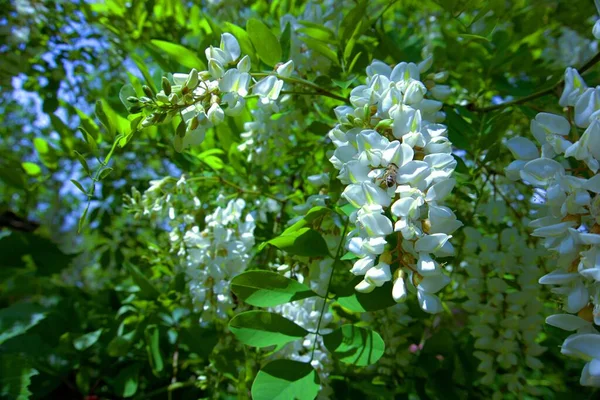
[251,73,348,103]
[310,217,350,361]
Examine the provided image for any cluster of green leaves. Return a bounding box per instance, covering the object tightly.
[229,206,384,398]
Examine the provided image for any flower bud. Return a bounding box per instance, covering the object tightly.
[176,120,186,137]
[143,85,154,98]
[161,76,172,96]
[392,273,407,303]
[129,104,142,114]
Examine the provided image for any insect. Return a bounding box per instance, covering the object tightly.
[380,163,399,188]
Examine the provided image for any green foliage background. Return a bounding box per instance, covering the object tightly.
[1,0,599,399]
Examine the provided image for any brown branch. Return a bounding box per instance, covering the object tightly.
[471,50,600,113]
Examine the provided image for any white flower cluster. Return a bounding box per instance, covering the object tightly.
[280,0,348,77]
[272,260,334,399]
[133,33,293,150]
[125,175,202,226]
[328,59,461,313]
[238,100,302,164]
[182,196,256,325]
[507,68,600,387]
[125,176,256,326]
[542,27,598,69]
[461,226,546,395]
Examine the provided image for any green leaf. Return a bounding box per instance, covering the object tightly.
[119,83,138,111]
[49,114,74,154]
[297,23,335,42]
[0,303,47,345]
[79,127,97,153]
[246,18,281,66]
[340,251,358,261]
[0,231,75,275]
[179,325,218,358]
[33,138,58,170]
[231,271,319,307]
[323,324,385,366]
[99,167,114,180]
[458,33,490,42]
[70,179,87,195]
[343,20,363,65]
[338,203,358,217]
[332,77,357,90]
[280,22,292,61]
[201,155,224,170]
[339,1,367,45]
[444,107,475,151]
[299,36,338,64]
[145,325,164,375]
[21,162,41,176]
[76,366,93,394]
[283,206,332,234]
[0,354,38,400]
[74,107,101,141]
[262,227,330,257]
[111,363,140,398]
[468,4,493,27]
[125,262,161,299]
[107,335,132,357]
[251,360,320,400]
[73,329,102,351]
[347,51,363,75]
[335,277,396,312]
[130,54,157,93]
[151,39,206,70]
[229,311,308,348]
[95,100,114,137]
[78,202,90,233]
[74,151,91,177]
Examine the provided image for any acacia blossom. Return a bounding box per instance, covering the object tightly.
[508,67,600,387]
[125,176,256,326]
[328,58,461,313]
[129,33,293,151]
[462,225,546,395]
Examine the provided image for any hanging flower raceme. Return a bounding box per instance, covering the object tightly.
[125,177,256,326]
[183,195,256,325]
[507,68,600,387]
[461,226,546,395]
[328,59,461,313]
[122,33,293,151]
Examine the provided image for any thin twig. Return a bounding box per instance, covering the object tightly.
[471,50,600,112]
[310,218,350,361]
[187,176,287,203]
[251,73,348,103]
